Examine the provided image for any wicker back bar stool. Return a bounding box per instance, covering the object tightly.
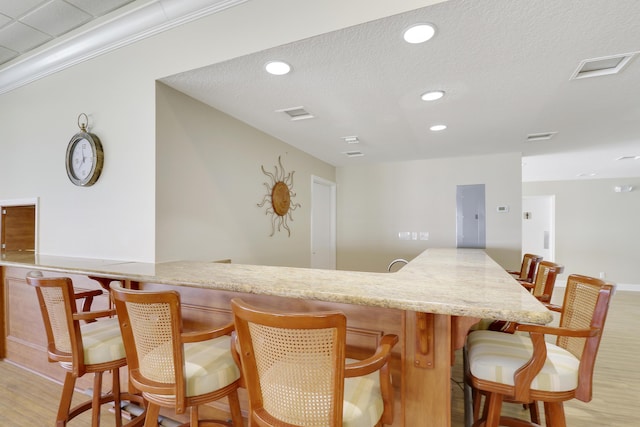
[110,282,243,427]
[27,273,145,427]
[466,274,614,427]
[231,298,398,427]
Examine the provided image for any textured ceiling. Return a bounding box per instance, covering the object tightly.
[1,0,639,183]
[0,0,135,65]
[161,0,640,182]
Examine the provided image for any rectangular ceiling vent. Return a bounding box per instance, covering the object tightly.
[570,53,636,80]
[526,132,557,142]
[276,106,314,121]
[343,151,364,158]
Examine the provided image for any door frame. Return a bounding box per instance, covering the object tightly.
[522,195,556,262]
[310,176,336,269]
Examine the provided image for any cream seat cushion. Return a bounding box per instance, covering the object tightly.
[467,330,580,392]
[141,335,240,398]
[80,316,126,365]
[343,360,384,427]
[183,336,240,397]
[259,357,383,427]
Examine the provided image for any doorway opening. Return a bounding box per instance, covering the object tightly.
[522,195,555,261]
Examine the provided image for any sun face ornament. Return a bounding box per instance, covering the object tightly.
[257,156,301,237]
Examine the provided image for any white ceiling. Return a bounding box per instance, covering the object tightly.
[0,0,136,65]
[2,0,640,183]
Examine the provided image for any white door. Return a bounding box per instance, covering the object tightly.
[311,176,336,269]
[522,195,555,261]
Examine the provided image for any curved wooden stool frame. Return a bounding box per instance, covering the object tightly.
[467,274,614,427]
[26,273,145,427]
[110,283,243,427]
[231,298,398,427]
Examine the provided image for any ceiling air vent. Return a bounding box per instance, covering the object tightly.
[343,151,364,158]
[276,106,314,121]
[526,132,556,142]
[570,53,636,80]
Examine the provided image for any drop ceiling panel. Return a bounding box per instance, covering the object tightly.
[65,0,135,16]
[21,0,91,37]
[0,0,135,66]
[0,0,44,18]
[0,44,15,62]
[0,21,50,52]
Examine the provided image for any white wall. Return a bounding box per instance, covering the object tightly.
[0,0,444,262]
[156,83,334,265]
[523,178,640,288]
[336,153,523,272]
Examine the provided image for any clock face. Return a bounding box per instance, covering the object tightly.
[66,131,103,186]
[70,138,95,181]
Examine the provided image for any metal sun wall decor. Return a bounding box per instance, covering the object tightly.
[257,156,301,237]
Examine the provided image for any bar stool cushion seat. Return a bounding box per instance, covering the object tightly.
[80,316,126,365]
[343,359,384,427]
[258,357,383,427]
[467,330,580,392]
[141,335,240,398]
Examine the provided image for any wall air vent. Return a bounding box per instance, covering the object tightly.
[526,132,557,142]
[276,106,314,121]
[570,53,636,80]
[343,151,364,158]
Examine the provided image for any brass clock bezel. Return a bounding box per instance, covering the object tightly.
[65,130,104,187]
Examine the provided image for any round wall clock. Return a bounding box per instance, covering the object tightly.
[65,113,104,187]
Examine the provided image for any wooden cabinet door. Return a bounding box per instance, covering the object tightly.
[1,205,35,251]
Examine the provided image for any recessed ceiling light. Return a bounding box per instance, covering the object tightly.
[403,23,436,44]
[265,61,291,75]
[430,124,447,131]
[421,90,445,101]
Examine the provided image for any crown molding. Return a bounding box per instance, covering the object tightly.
[0,0,247,95]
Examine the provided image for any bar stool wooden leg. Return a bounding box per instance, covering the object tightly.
[92,371,103,427]
[228,390,243,426]
[57,372,77,427]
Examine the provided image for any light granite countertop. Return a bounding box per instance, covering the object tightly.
[0,248,553,324]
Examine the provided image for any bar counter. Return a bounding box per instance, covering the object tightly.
[0,248,552,426]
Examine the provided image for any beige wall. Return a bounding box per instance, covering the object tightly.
[0,0,443,262]
[523,178,640,288]
[336,153,523,272]
[156,83,334,265]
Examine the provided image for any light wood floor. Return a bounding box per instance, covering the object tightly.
[1,290,637,426]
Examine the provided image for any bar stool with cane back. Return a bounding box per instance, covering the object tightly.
[466,274,614,427]
[486,261,565,334]
[518,261,564,303]
[26,273,145,427]
[507,254,543,283]
[231,298,399,427]
[110,282,243,427]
